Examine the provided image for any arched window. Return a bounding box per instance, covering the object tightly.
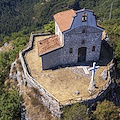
[39,42,42,45]
[92,46,95,51]
[81,40,85,44]
[82,12,87,22]
[25,81,27,86]
[69,48,73,53]
[82,29,86,33]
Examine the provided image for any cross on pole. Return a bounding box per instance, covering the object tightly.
[88,62,100,93]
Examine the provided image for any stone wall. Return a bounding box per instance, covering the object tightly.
[41,48,63,70]
[18,32,114,118]
[19,33,63,117]
[71,10,99,30]
[41,26,102,70]
[63,26,102,64]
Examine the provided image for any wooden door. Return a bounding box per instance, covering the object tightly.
[78,47,86,62]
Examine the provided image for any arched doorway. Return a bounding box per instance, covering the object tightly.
[78,47,86,62]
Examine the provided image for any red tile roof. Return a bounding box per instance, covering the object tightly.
[54,9,103,32]
[38,35,62,56]
[54,9,76,32]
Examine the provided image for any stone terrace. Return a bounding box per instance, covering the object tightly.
[24,35,110,104]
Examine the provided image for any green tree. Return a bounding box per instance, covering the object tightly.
[44,21,55,34]
[93,100,119,120]
[0,89,21,120]
[0,52,11,74]
[3,36,10,43]
[61,103,89,120]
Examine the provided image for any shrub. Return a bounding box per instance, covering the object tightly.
[44,21,55,34]
[61,103,89,120]
[93,100,119,120]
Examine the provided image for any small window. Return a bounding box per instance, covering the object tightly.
[82,29,86,33]
[69,48,73,53]
[92,46,95,51]
[82,12,87,22]
[25,81,27,86]
[81,40,85,44]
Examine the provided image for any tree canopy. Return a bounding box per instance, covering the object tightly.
[93,100,120,120]
[61,103,90,120]
[0,0,120,119]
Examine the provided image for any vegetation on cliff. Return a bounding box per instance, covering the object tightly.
[0,0,120,119]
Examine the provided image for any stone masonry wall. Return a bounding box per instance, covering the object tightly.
[19,33,62,118]
[41,48,63,70]
[63,26,102,64]
[18,32,113,118]
[41,26,102,70]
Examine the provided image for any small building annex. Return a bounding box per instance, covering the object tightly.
[38,8,104,70]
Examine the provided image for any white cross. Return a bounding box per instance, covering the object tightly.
[88,62,100,93]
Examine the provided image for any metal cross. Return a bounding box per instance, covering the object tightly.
[88,62,100,93]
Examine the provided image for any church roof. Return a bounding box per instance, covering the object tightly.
[38,35,62,56]
[75,8,94,13]
[53,9,76,32]
[54,8,103,32]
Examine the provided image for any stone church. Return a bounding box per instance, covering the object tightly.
[38,8,103,70]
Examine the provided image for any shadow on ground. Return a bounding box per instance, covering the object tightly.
[99,40,113,66]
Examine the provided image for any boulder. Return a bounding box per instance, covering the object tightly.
[0,48,2,52]
[101,69,108,80]
[4,42,8,47]
[74,90,79,95]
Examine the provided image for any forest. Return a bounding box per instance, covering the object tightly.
[0,0,120,119]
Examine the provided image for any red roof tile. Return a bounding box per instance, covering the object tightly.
[54,9,76,32]
[38,35,62,55]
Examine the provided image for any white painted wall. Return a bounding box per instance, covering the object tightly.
[55,21,64,45]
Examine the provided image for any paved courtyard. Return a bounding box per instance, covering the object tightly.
[25,35,110,104]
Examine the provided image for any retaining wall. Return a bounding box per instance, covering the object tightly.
[19,33,62,117]
[19,32,114,118]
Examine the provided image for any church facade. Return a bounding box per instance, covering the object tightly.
[38,8,103,70]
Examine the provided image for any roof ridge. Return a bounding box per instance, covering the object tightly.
[75,8,94,13]
[54,9,75,16]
